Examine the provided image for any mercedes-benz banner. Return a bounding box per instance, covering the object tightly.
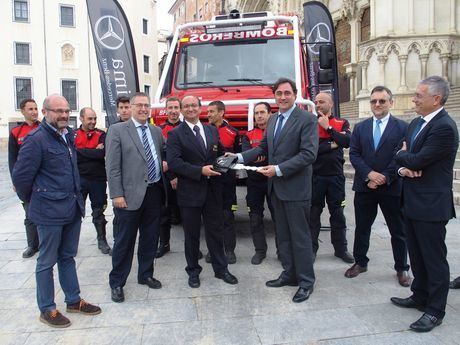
[304,1,340,117]
[86,0,139,125]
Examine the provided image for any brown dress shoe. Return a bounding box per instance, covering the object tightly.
[66,299,101,315]
[39,310,71,328]
[397,271,412,287]
[344,263,367,278]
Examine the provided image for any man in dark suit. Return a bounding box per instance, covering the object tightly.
[106,92,167,303]
[391,76,459,332]
[235,78,318,303]
[13,94,101,328]
[167,95,238,288]
[345,86,411,287]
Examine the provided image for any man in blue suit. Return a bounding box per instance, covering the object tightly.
[391,76,459,332]
[13,94,101,328]
[345,86,411,287]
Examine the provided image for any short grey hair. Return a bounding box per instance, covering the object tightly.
[419,76,450,105]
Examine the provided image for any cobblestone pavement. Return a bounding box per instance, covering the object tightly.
[0,151,459,344]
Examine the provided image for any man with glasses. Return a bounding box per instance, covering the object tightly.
[13,94,101,328]
[106,92,167,303]
[391,76,458,332]
[345,86,411,287]
[167,95,238,288]
[8,98,40,258]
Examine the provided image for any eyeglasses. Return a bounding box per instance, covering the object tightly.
[275,91,294,97]
[370,99,388,105]
[46,108,71,114]
[133,103,151,109]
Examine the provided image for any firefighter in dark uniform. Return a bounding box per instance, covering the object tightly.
[8,98,40,258]
[75,107,111,255]
[207,100,241,264]
[156,97,182,258]
[242,102,276,265]
[310,92,354,263]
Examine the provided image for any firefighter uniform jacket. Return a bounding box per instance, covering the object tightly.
[75,127,106,181]
[8,121,40,177]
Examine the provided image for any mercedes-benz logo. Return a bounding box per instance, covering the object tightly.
[307,22,331,55]
[94,15,125,50]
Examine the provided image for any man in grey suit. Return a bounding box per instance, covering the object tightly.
[235,78,318,302]
[106,92,167,303]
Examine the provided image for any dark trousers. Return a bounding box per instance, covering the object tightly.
[109,184,162,288]
[271,192,315,289]
[181,185,228,277]
[246,177,275,254]
[310,174,348,254]
[222,171,237,251]
[406,217,449,319]
[159,182,180,245]
[80,177,107,225]
[22,202,39,249]
[36,212,81,312]
[353,192,409,271]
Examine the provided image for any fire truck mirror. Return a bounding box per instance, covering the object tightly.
[318,69,334,85]
[319,45,334,69]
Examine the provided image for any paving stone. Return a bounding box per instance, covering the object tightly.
[318,332,445,345]
[142,318,261,345]
[0,333,29,345]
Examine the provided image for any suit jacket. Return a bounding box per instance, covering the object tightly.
[12,122,85,225]
[395,108,459,221]
[105,119,167,211]
[241,106,318,201]
[167,122,224,207]
[350,115,408,195]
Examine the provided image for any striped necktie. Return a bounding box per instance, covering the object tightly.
[141,125,157,182]
[273,113,284,145]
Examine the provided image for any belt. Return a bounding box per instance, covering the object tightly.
[147,180,162,188]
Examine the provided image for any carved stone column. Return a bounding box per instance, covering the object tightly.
[450,0,457,34]
[359,61,369,94]
[345,63,358,100]
[420,54,429,79]
[428,0,436,33]
[398,55,408,91]
[408,0,415,34]
[370,0,376,39]
[451,54,459,86]
[441,54,450,81]
[387,0,395,35]
[377,55,387,85]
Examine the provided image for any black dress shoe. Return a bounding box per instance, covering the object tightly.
[138,277,162,289]
[266,276,297,288]
[22,247,38,259]
[251,252,266,265]
[226,251,237,264]
[111,287,124,303]
[334,251,354,264]
[390,296,425,311]
[155,243,170,258]
[450,276,460,289]
[188,276,200,288]
[410,313,442,332]
[292,287,313,303]
[215,271,238,285]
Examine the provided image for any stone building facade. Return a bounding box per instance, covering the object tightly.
[170,0,459,117]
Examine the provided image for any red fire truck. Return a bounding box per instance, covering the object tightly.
[151,7,338,131]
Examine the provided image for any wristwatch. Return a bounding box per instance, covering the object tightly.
[326,126,333,133]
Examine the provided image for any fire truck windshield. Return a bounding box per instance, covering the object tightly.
[175,38,295,88]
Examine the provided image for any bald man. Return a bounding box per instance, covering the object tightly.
[310,92,353,263]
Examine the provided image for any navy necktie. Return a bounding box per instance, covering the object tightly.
[373,119,382,150]
[141,126,157,182]
[193,125,206,153]
[409,117,425,146]
[273,114,284,145]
